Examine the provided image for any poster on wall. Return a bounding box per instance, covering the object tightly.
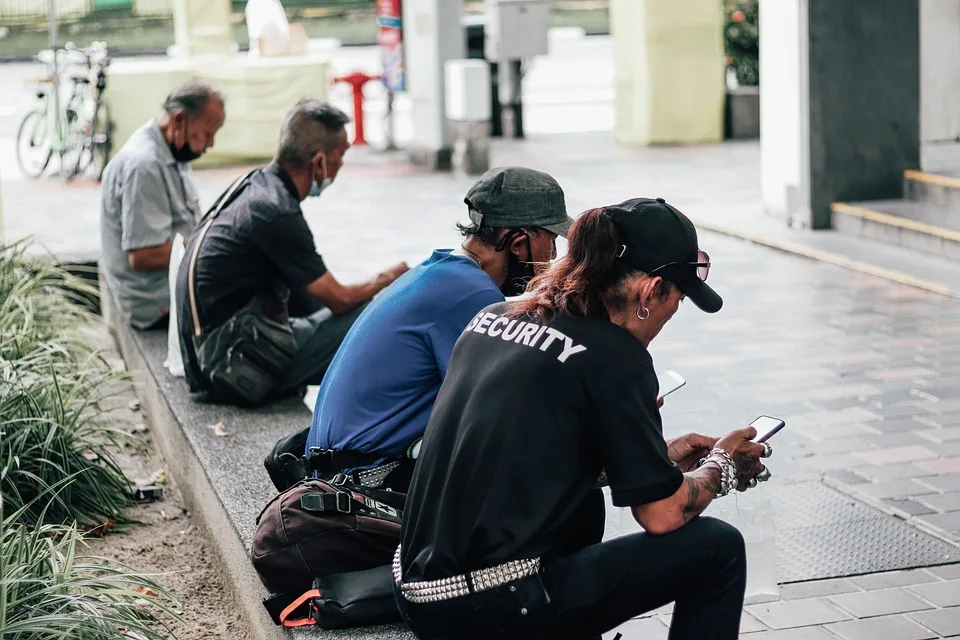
[377,0,404,92]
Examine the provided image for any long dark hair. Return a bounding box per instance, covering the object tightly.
[507,207,633,320]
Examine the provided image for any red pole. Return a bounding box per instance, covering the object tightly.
[331,71,382,146]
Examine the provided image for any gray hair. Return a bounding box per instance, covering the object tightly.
[162,79,224,119]
[276,98,351,167]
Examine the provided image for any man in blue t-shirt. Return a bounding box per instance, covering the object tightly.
[263,167,573,493]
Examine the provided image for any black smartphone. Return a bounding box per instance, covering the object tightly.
[751,415,786,443]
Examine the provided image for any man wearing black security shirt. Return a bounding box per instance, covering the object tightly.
[176,99,407,405]
[395,199,771,639]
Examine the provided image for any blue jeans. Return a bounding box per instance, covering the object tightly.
[395,516,746,640]
[271,302,368,397]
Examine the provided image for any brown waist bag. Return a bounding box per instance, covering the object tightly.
[251,477,405,629]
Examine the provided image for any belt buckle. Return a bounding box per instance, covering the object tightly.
[335,491,351,514]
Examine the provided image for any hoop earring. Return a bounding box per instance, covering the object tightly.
[637,307,650,321]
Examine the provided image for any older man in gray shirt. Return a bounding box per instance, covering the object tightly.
[100,80,226,329]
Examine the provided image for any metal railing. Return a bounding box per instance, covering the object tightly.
[0,0,92,24]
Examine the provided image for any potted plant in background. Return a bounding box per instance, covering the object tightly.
[723,0,759,139]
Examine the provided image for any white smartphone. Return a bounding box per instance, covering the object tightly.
[657,370,686,398]
[751,415,786,443]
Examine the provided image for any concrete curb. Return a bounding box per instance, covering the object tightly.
[691,217,960,300]
[101,278,287,640]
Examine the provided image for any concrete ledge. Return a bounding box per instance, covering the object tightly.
[686,208,960,300]
[905,169,960,210]
[100,278,413,640]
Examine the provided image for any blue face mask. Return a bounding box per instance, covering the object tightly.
[308,155,332,198]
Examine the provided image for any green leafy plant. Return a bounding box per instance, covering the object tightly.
[0,488,182,640]
[723,0,759,87]
[0,241,132,529]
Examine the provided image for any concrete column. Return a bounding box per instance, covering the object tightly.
[610,0,725,146]
[404,0,465,169]
[920,0,960,172]
[761,0,920,229]
[171,0,234,57]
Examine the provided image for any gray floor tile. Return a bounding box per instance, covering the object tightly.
[605,616,668,640]
[780,578,861,600]
[850,570,940,590]
[824,614,938,640]
[739,628,840,639]
[909,607,960,636]
[928,564,960,580]
[746,598,852,630]
[908,580,960,607]
[828,587,934,618]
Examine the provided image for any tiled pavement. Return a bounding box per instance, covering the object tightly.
[5,134,960,638]
[620,564,960,639]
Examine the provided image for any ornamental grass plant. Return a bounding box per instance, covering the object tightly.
[0,241,185,637]
[0,241,130,529]
[0,491,181,640]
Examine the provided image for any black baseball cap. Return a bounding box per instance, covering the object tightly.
[463,167,574,238]
[605,197,722,313]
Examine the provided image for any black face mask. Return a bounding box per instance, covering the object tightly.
[496,229,537,297]
[501,252,535,297]
[170,120,201,163]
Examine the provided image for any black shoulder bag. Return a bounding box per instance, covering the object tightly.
[186,171,299,408]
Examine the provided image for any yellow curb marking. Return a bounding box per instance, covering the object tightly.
[831,201,960,243]
[905,169,960,191]
[690,218,957,299]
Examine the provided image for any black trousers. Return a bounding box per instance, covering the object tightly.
[395,512,746,640]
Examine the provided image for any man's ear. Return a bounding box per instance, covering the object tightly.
[508,231,530,260]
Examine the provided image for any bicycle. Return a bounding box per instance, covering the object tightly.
[15,41,114,181]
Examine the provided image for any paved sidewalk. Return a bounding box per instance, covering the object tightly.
[5,133,960,639]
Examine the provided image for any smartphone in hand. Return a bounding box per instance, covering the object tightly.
[751,415,786,443]
[657,370,686,398]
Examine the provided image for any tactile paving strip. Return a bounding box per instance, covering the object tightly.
[603,481,959,584]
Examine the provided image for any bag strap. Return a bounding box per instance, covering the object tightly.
[276,589,321,628]
[186,170,257,337]
[304,447,387,475]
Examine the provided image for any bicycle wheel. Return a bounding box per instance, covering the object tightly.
[15,109,52,178]
[62,107,85,180]
[91,99,112,181]
[71,99,112,181]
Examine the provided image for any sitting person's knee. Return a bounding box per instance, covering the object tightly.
[697,516,746,565]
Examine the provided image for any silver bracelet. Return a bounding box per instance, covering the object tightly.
[698,448,736,497]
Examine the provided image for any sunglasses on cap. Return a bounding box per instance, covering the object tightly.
[647,250,711,282]
[615,246,711,282]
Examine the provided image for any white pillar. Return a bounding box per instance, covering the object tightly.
[171,0,233,57]
[759,0,810,227]
[920,0,960,172]
[404,0,465,169]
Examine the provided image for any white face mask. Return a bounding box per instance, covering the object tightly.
[308,155,332,198]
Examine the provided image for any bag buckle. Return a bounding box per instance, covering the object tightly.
[335,491,352,514]
[307,447,337,473]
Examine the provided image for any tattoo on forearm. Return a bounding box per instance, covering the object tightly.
[682,467,722,522]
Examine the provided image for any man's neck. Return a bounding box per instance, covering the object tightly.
[458,239,506,289]
[275,158,310,201]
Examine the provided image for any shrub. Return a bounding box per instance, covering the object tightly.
[723,0,759,87]
[0,241,131,529]
[0,494,180,640]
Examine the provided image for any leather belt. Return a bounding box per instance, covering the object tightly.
[392,545,541,604]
